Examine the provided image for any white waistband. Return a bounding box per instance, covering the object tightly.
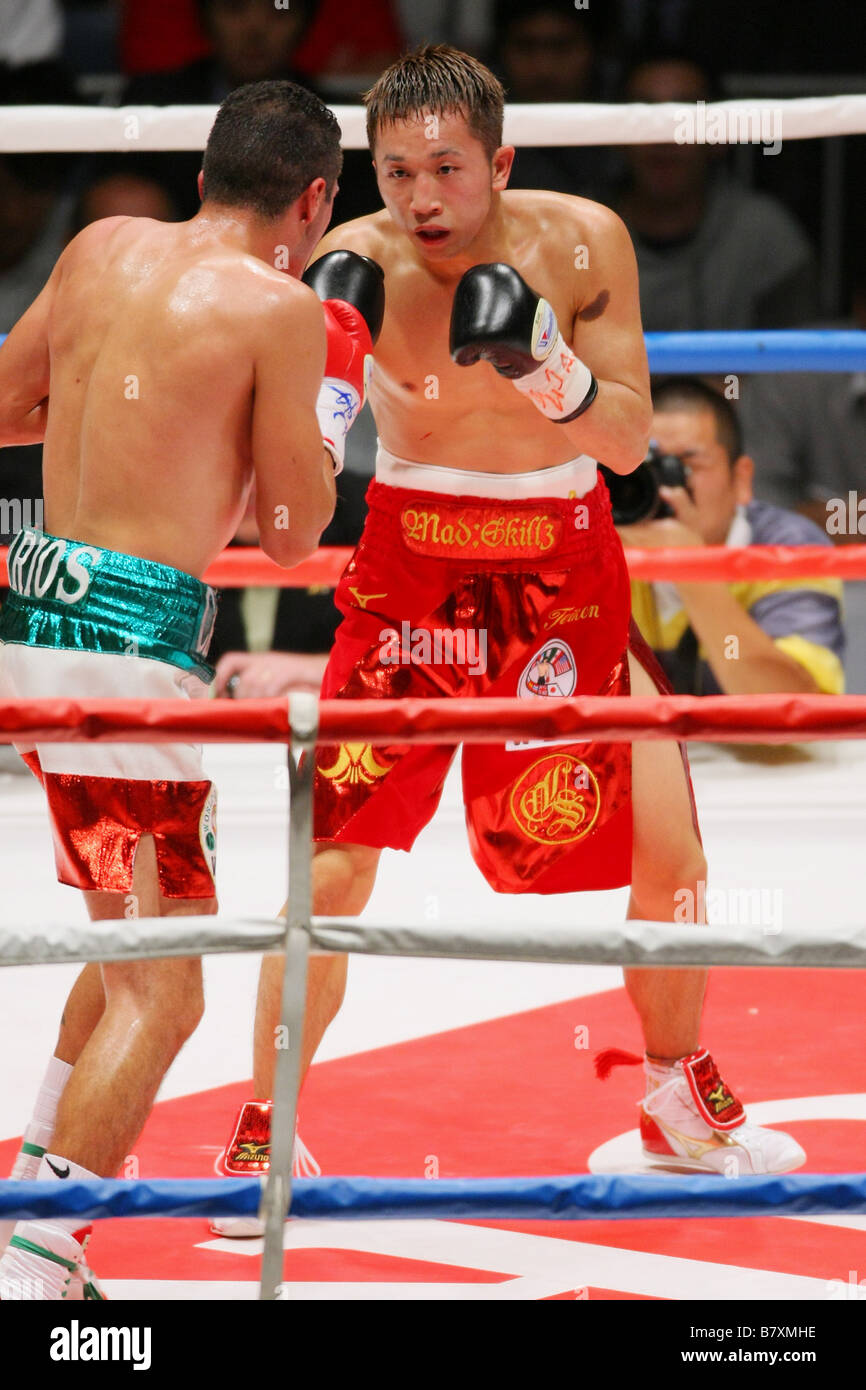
[375,443,598,500]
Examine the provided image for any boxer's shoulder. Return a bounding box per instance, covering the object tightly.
[311,210,394,267]
[502,188,630,244]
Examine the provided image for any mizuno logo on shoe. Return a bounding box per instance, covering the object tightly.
[648,1115,734,1160]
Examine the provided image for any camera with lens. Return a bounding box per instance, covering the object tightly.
[600,445,691,526]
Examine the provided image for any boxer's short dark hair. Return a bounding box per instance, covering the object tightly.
[364,44,505,160]
[652,377,743,464]
[201,80,342,219]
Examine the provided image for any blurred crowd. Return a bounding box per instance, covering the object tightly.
[1,0,864,694]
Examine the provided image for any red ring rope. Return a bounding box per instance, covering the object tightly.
[1,695,865,745]
[1,544,866,588]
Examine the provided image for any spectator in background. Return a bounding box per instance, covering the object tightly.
[292,0,403,88]
[0,62,79,329]
[98,0,380,228]
[392,0,494,57]
[120,0,403,88]
[68,173,179,231]
[0,61,78,605]
[621,378,845,697]
[119,0,210,75]
[0,0,64,66]
[616,54,819,331]
[492,0,617,203]
[610,0,866,77]
[739,257,866,541]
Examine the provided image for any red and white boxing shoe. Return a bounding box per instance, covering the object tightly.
[0,1221,104,1299]
[597,1047,806,1175]
[210,1100,320,1239]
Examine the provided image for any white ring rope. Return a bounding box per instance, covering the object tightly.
[0,96,865,154]
[1,914,864,969]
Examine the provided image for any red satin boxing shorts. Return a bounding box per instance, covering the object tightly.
[313,472,700,894]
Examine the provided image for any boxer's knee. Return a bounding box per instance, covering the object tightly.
[102,956,204,1051]
[633,840,708,919]
[312,842,380,917]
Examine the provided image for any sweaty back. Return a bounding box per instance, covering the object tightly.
[43,216,267,575]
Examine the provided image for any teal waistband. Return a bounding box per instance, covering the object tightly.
[0,527,217,682]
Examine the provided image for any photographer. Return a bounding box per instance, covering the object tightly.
[612,379,845,696]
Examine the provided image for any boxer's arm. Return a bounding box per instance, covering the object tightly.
[251,287,336,567]
[560,206,652,475]
[0,261,59,446]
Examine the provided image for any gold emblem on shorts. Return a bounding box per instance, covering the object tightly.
[318,742,392,786]
[510,752,600,845]
[348,588,388,610]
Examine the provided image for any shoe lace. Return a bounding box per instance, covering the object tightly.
[292,1132,321,1178]
[641,1067,687,1116]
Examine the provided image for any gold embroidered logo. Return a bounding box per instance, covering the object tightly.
[231,1141,269,1164]
[510,753,600,845]
[707,1082,735,1115]
[318,742,392,786]
[348,587,388,610]
[400,503,561,559]
[547,604,600,628]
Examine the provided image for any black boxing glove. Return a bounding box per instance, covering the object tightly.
[303,249,385,345]
[450,262,597,423]
[302,250,385,471]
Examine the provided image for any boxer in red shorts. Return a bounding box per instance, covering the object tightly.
[215,47,803,1231]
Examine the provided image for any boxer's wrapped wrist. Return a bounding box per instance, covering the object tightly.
[316,375,361,475]
[512,331,597,422]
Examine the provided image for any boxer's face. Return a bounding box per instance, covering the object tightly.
[652,406,753,546]
[373,112,513,260]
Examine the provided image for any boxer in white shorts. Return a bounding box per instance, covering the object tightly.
[0,526,218,898]
[0,79,379,1298]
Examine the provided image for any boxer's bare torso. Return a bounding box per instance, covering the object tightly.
[311,189,648,473]
[0,213,328,576]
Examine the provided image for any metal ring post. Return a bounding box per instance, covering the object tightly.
[259,692,319,1301]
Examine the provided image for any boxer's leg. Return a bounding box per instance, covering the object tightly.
[253,841,381,1096]
[624,647,708,1059]
[49,834,213,1175]
[55,965,105,1064]
[0,838,213,1296]
[618,648,805,1174]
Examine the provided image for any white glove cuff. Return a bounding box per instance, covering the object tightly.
[512,332,595,421]
[316,376,361,476]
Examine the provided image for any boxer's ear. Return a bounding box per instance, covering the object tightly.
[491,146,515,191]
[197,170,204,203]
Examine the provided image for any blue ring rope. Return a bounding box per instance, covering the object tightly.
[2,1173,866,1221]
[2,330,866,372]
[645,330,866,373]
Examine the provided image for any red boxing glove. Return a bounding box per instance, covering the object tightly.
[317,301,374,474]
[304,250,384,473]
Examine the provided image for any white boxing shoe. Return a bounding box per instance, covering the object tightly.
[597,1046,806,1176]
[0,1221,99,1300]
